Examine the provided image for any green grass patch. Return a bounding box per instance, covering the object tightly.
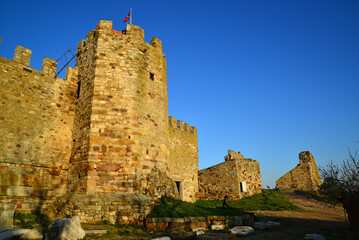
[14,212,51,231]
[148,190,298,218]
[147,197,246,218]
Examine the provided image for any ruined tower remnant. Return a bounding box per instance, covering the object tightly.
[276,151,322,191]
[198,150,262,200]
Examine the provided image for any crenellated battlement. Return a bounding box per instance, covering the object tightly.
[6,45,62,78]
[14,46,32,66]
[77,20,164,57]
[168,116,197,135]
[0,20,200,219]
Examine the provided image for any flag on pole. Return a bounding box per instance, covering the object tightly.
[123,12,130,23]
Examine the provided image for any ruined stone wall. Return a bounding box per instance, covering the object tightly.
[198,160,239,200]
[198,150,262,200]
[69,21,172,197]
[236,157,262,197]
[168,116,199,202]
[0,46,77,199]
[276,151,322,191]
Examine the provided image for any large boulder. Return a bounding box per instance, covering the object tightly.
[45,216,85,240]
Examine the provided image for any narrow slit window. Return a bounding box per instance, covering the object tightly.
[77,81,81,99]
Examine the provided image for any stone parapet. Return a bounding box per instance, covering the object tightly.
[42,57,57,77]
[168,116,197,135]
[13,46,31,66]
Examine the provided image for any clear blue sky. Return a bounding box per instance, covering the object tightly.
[1,0,358,188]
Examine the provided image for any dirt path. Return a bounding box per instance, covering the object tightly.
[245,191,357,240]
[256,191,346,222]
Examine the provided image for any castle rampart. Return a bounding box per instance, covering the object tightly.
[0,46,77,201]
[168,116,198,202]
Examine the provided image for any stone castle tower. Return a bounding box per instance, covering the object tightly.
[0,20,199,224]
[70,21,171,195]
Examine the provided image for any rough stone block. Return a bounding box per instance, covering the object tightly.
[6,186,31,196]
[190,221,208,230]
[0,172,19,186]
[145,222,168,232]
[211,224,225,230]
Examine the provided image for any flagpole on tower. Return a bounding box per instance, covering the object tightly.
[130,7,132,24]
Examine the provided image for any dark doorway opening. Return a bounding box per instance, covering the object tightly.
[175,181,181,197]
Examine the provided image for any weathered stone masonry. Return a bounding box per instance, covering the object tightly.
[0,20,199,224]
[0,45,77,199]
[198,150,262,200]
[0,20,262,225]
[276,151,322,191]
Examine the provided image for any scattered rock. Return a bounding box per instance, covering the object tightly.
[20,227,43,239]
[211,224,225,230]
[84,230,107,235]
[255,221,280,229]
[305,234,326,240]
[229,226,254,235]
[195,231,205,235]
[0,228,15,239]
[192,227,206,232]
[45,216,85,240]
[151,237,171,240]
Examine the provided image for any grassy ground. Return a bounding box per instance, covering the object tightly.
[148,189,297,218]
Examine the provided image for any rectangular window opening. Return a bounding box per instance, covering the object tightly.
[149,72,154,81]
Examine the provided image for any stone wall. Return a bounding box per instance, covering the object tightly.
[1,166,178,225]
[145,215,254,232]
[198,150,262,200]
[168,116,199,202]
[276,151,322,191]
[0,46,77,200]
[0,20,200,224]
